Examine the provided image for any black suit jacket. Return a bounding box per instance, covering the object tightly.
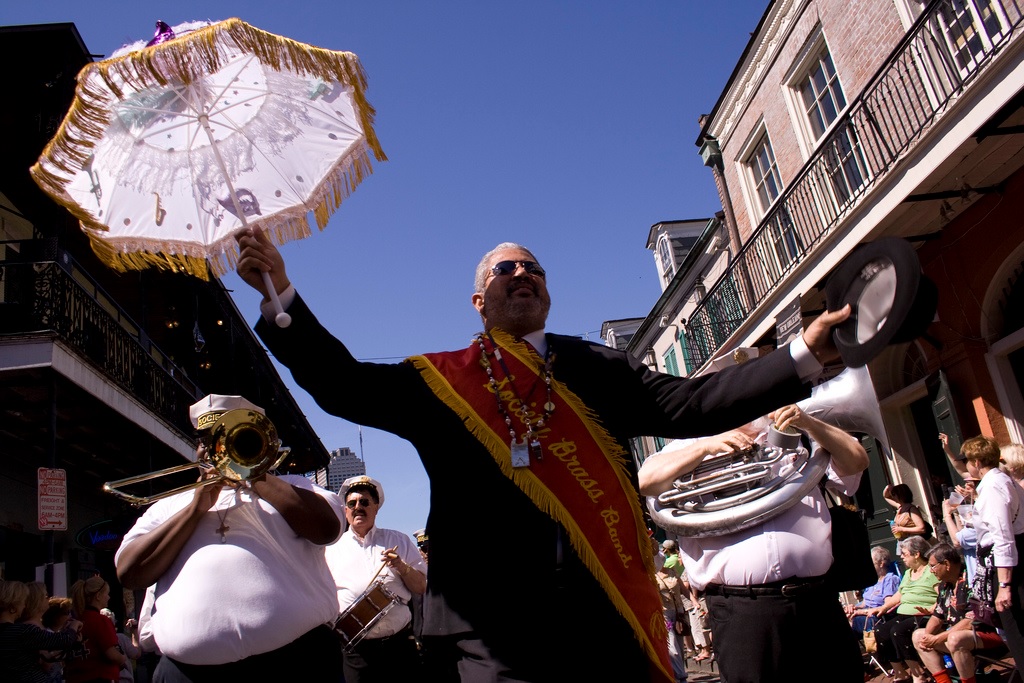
[257,294,811,679]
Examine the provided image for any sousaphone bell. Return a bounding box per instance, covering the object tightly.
[647,365,890,538]
[103,409,291,506]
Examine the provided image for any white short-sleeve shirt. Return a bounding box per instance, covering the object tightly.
[115,476,344,665]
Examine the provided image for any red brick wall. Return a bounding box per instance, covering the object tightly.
[917,165,1024,445]
[714,0,905,241]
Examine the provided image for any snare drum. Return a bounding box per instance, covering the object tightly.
[333,580,400,651]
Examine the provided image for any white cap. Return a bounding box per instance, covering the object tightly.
[340,475,384,507]
[188,394,264,431]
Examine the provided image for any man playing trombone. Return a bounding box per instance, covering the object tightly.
[114,394,345,681]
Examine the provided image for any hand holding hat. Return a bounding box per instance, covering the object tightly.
[824,237,938,367]
[801,305,852,366]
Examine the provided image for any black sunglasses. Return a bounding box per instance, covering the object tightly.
[345,498,374,509]
[490,260,546,278]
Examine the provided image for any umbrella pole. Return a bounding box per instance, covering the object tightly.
[198,114,292,328]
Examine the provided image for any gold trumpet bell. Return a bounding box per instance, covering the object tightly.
[103,409,291,506]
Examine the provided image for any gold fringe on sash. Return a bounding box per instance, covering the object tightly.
[29,18,387,281]
[409,333,672,682]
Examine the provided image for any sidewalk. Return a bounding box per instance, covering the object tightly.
[683,653,720,682]
[862,651,1018,683]
[682,651,1018,682]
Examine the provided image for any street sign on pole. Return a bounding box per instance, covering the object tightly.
[38,468,67,531]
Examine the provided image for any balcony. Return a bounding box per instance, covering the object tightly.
[683,0,1024,369]
[0,247,201,435]
[0,240,331,475]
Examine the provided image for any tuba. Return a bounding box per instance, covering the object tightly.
[103,409,291,506]
[647,364,888,538]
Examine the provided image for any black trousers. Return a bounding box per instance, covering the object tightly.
[343,627,422,683]
[705,583,863,683]
[874,612,928,667]
[991,534,1024,672]
[153,624,343,683]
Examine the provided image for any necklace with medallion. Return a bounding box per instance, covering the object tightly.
[477,332,556,467]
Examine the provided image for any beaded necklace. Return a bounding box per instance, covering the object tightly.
[477,332,556,467]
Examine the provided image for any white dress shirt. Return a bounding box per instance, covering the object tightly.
[974,467,1024,567]
[670,437,861,591]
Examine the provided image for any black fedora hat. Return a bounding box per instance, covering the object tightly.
[824,237,938,368]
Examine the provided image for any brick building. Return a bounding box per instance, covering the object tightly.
[623,0,1024,546]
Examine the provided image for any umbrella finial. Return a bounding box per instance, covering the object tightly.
[145,21,175,47]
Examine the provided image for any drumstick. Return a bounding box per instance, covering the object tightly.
[368,546,400,584]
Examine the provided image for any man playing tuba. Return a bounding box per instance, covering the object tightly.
[114,394,345,681]
[639,369,869,683]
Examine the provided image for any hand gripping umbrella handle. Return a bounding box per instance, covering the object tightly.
[262,271,292,328]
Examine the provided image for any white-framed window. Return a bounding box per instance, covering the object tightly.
[657,234,675,286]
[935,0,1009,74]
[746,130,784,214]
[822,123,869,207]
[787,31,848,145]
[798,46,846,141]
[787,33,867,212]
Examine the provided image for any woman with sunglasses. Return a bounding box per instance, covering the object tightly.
[963,436,1024,672]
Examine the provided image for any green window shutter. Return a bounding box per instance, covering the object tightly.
[929,370,963,457]
[664,347,680,377]
[680,330,693,374]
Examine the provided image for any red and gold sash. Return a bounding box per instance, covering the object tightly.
[409,328,672,681]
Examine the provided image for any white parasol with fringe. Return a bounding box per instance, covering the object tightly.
[31,18,386,326]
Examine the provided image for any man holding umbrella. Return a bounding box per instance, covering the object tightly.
[235,231,850,682]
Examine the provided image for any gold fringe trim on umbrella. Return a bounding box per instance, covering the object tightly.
[76,140,377,280]
[29,17,387,280]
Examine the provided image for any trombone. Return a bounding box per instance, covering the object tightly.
[103,409,291,506]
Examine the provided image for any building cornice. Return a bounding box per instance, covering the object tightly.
[707,0,809,148]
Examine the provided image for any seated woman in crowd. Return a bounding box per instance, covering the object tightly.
[912,543,1005,683]
[868,536,939,683]
[845,546,901,636]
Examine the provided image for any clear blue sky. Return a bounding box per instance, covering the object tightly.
[6,1,770,536]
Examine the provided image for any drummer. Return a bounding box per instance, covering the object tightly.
[325,475,427,682]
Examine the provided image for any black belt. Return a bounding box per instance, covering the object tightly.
[705,575,828,598]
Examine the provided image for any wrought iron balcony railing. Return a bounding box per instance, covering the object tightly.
[0,255,200,435]
[683,0,1024,369]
